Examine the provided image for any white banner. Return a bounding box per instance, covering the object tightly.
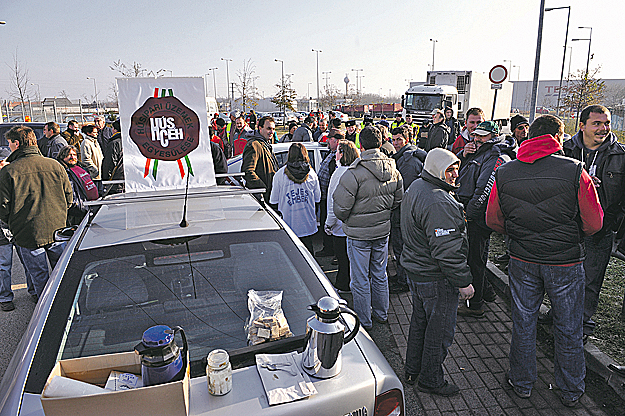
[117,77,215,192]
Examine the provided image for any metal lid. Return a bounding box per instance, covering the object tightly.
[317,296,339,314]
[142,325,174,348]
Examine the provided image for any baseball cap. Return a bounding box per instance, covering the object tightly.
[473,121,499,136]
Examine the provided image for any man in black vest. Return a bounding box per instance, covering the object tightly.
[486,115,603,407]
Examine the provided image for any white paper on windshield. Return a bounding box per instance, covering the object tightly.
[256,352,317,406]
[117,77,216,192]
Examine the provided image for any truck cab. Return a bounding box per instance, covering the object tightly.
[401,84,458,125]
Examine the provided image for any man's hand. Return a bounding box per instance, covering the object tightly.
[0,160,9,169]
[590,175,601,188]
[324,224,332,235]
[459,284,474,300]
[463,141,477,157]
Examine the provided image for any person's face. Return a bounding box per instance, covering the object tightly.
[8,139,19,152]
[63,148,78,166]
[581,111,611,149]
[259,121,276,140]
[432,113,443,124]
[473,132,492,146]
[327,135,339,151]
[289,125,297,134]
[405,116,412,124]
[513,124,529,141]
[445,109,453,119]
[392,134,407,152]
[43,125,54,138]
[444,163,460,186]
[465,114,484,134]
[235,118,245,130]
[95,118,104,129]
[319,120,327,131]
[68,123,78,132]
[89,128,99,138]
[347,125,356,134]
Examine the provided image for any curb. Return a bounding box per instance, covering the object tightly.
[485,260,625,402]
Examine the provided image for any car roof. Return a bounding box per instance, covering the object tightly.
[80,187,280,250]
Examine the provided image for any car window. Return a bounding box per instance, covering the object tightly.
[308,150,315,170]
[275,151,288,168]
[25,230,327,393]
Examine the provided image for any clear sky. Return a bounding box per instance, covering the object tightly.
[0,0,622,104]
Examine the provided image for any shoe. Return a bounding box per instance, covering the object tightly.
[417,380,459,396]
[1,301,15,312]
[507,377,531,398]
[495,253,510,263]
[31,294,39,304]
[457,304,484,317]
[560,394,581,408]
[405,373,418,385]
[538,309,553,325]
[371,314,388,324]
[331,257,338,265]
[315,249,334,258]
[483,289,497,303]
[389,282,409,294]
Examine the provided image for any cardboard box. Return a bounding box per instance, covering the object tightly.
[41,351,189,416]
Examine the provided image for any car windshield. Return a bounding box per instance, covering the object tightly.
[26,230,326,393]
[405,93,442,112]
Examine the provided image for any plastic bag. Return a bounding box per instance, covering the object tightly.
[245,290,293,345]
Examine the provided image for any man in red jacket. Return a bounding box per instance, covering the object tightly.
[486,115,603,408]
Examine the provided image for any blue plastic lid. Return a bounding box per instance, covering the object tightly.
[142,325,174,348]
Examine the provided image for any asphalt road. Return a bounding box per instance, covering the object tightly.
[0,248,35,381]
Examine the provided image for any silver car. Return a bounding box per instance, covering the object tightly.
[0,186,404,416]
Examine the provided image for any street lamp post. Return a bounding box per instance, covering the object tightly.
[30,83,41,103]
[86,77,98,115]
[529,0,546,123]
[275,59,285,123]
[351,69,363,96]
[208,67,218,102]
[221,58,232,111]
[545,6,571,117]
[429,39,438,71]
[572,26,592,125]
[512,65,521,81]
[312,49,322,107]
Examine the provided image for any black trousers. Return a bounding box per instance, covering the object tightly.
[333,235,350,291]
[318,198,334,253]
[467,221,493,310]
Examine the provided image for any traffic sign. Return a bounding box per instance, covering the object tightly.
[489,65,508,84]
[491,83,502,90]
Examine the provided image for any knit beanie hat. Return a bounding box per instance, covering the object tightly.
[510,114,529,132]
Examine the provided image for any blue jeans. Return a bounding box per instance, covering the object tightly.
[583,232,613,335]
[405,278,458,389]
[390,226,406,285]
[16,242,66,298]
[0,244,14,302]
[508,258,585,401]
[347,236,389,328]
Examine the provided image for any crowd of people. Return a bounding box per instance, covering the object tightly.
[0,117,124,313]
[239,104,623,408]
[0,103,622,410]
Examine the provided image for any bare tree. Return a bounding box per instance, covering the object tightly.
[271,76,297,115]
[603,84,625,108]
[319,84,341,110]
[6,50,33,121]
[561,67,605,117]
[110,60,160,77]
[108,81,119,107]
[59,90,69,99]
[235,59,259,113]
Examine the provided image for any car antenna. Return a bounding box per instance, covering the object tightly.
[179,171,190,227]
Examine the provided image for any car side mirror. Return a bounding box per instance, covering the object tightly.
[54,225,78,242]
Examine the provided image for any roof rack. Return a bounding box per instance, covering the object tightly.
[84,186,265,207]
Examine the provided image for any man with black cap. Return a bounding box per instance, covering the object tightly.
[345,119,358,144]
[391,113,404,131]
[457,121,516,317]
[421,109,450,152]
[401,147,474,396]
[377,114,390,129]
[509,114,530,145]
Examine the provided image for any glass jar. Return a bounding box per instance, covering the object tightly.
[206,349,232,396]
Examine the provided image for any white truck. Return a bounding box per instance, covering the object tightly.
[402,70,513,125]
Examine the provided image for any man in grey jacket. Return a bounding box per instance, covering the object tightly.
[291,116,315,142]
[43,122,69,160]
[333,126,403,329]
[400,148,474,396]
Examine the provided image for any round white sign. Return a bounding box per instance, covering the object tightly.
[489,65,508,84]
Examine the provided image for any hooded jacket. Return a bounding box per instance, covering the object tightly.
[241,130,279,202]
[563,131,625,238]
[333,148,403,240]
[400,149,471,288]
[291,124,314,142]
[46,134,69,160]
[457,134,517,228]
[487,134,603,265]
[0,146,72,248]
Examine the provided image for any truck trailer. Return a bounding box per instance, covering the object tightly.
[402,70,513,125]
